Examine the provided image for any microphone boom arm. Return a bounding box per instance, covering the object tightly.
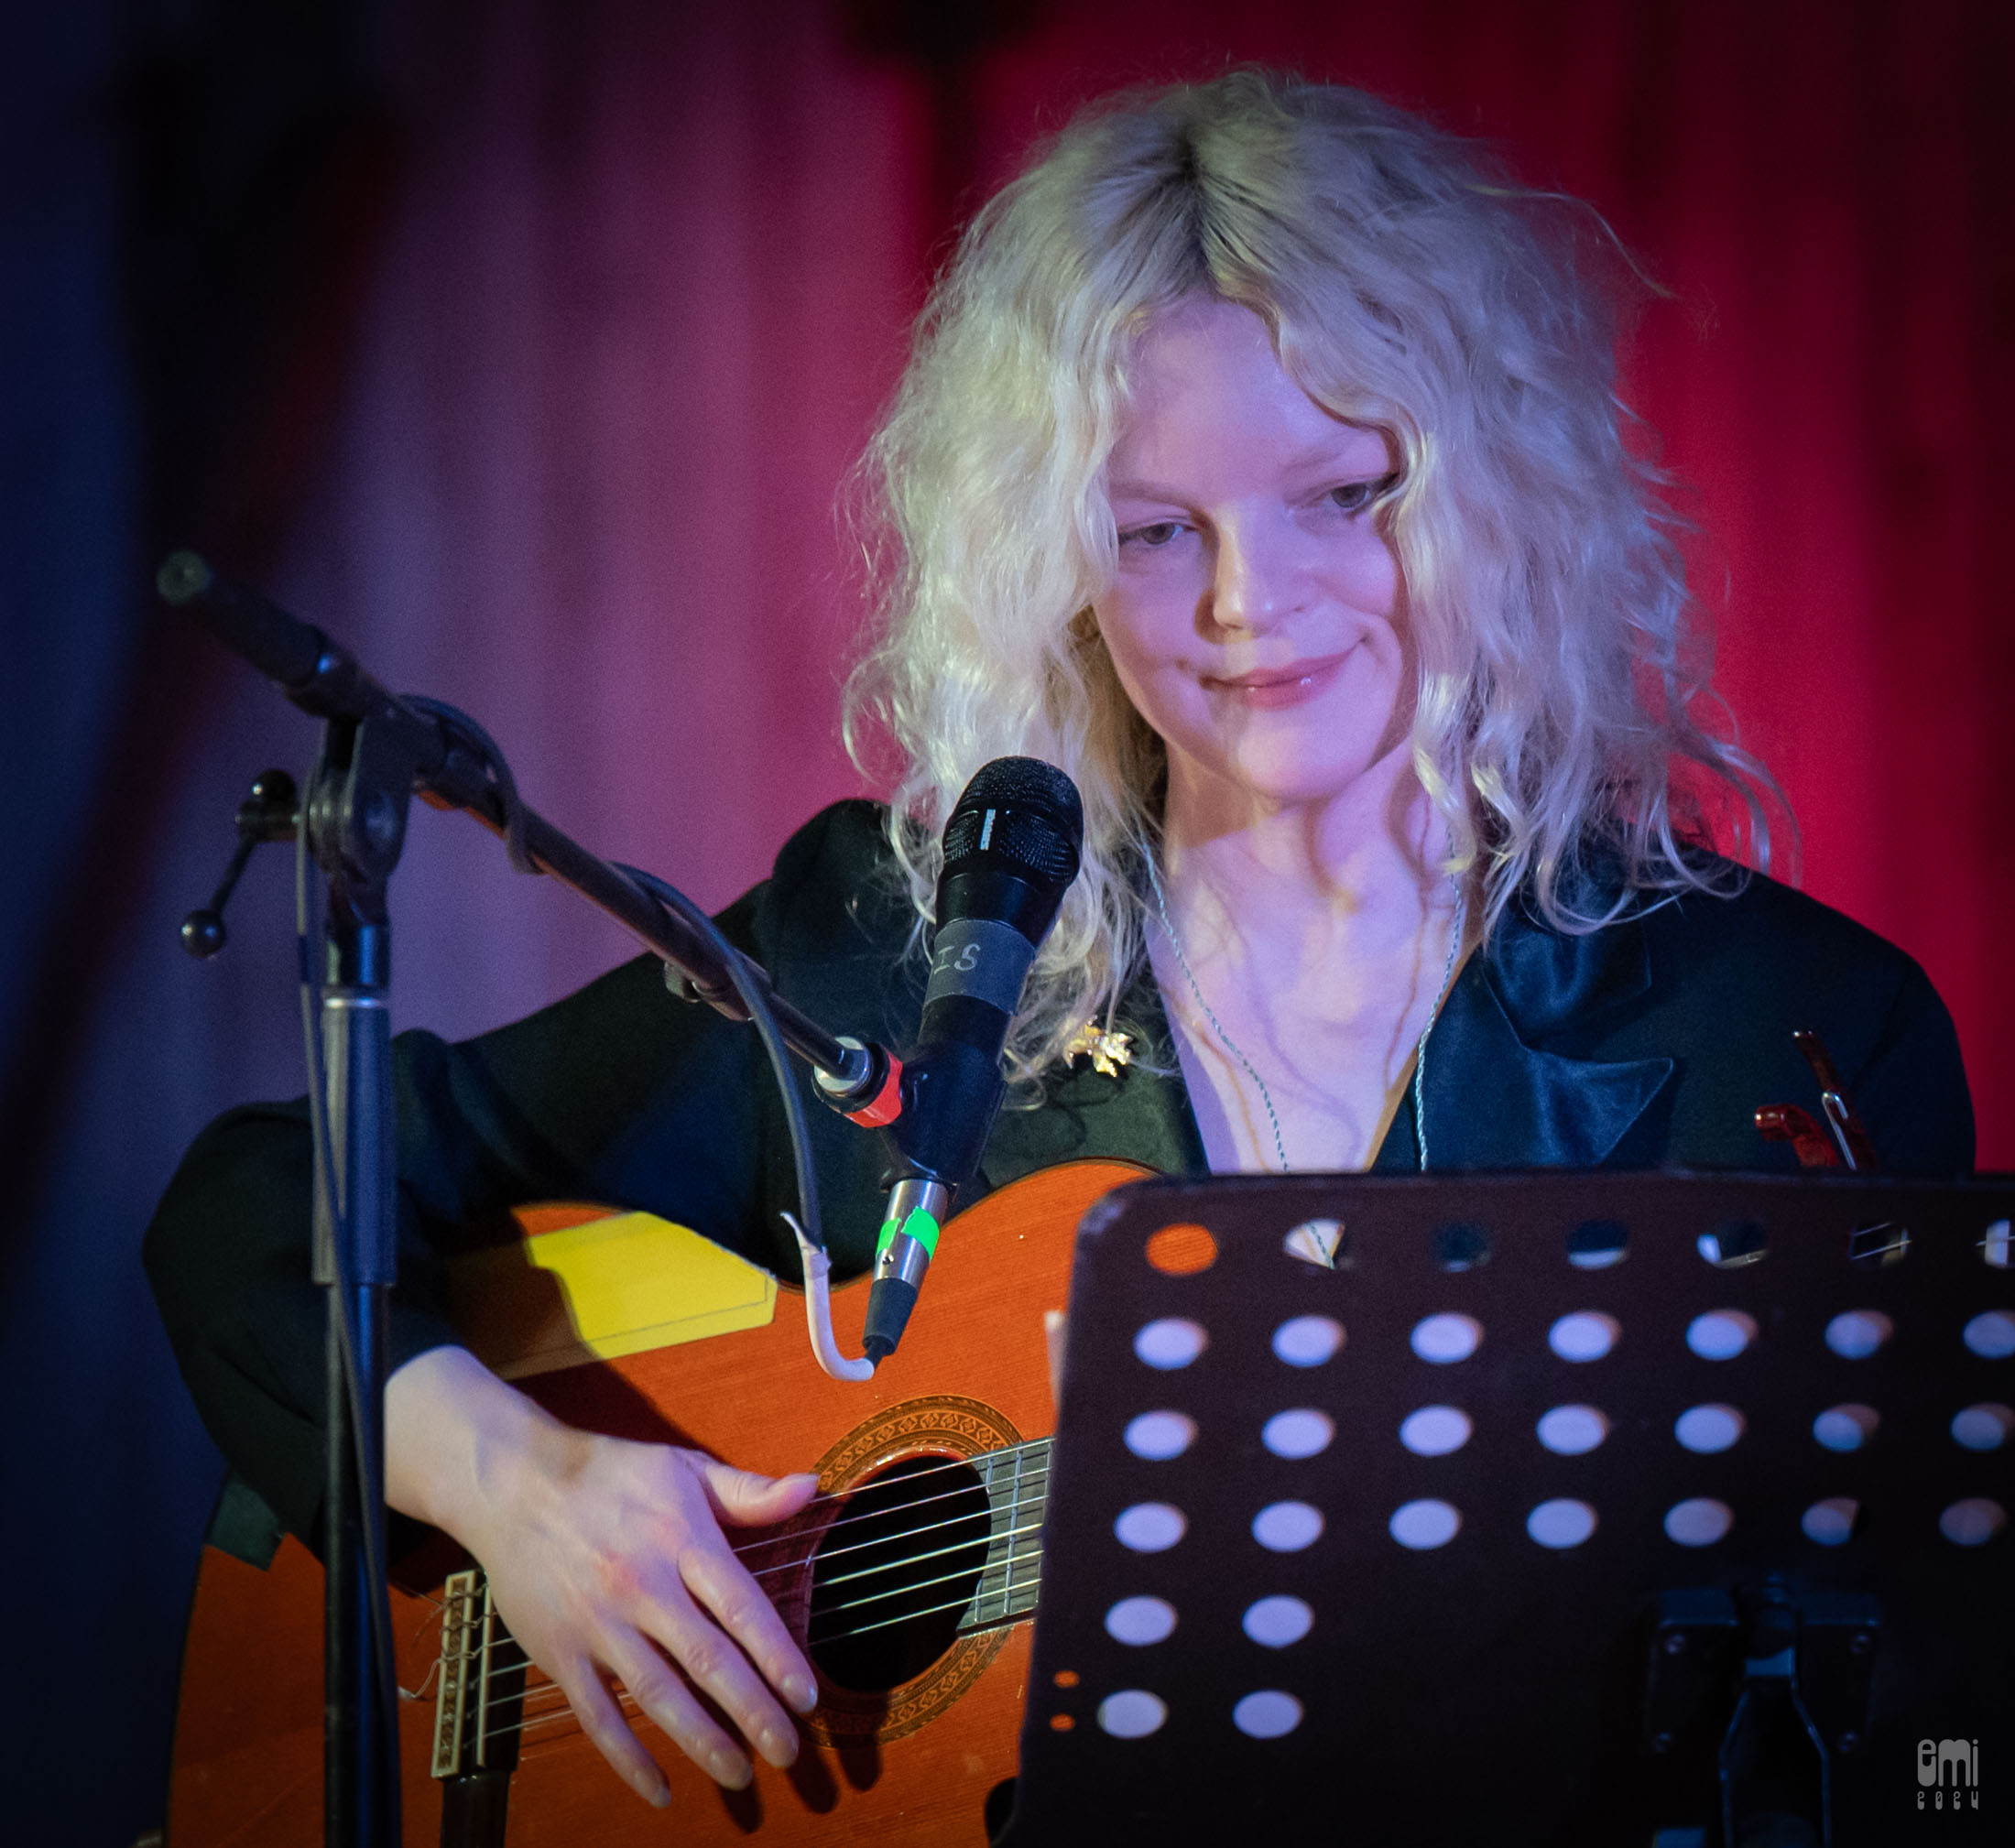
[158,550,890,1110]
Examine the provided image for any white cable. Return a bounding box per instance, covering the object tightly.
[784,1212,877,1382]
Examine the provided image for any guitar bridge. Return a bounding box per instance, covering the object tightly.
[432,1570,488,1778]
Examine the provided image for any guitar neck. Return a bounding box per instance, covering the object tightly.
[962,1435,1052,1633]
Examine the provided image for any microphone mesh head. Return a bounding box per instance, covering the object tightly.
[941,757,1084,892]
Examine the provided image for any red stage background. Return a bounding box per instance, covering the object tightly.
[1,3,2008,1842]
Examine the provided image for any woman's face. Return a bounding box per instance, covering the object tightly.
[1095,298,1411,821]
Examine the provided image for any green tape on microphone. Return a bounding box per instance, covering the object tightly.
[876,1203,942,1261]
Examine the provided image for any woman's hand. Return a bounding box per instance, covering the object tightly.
[385,1344,819,1806]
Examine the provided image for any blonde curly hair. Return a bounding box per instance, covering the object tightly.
[844,70,1781,1087]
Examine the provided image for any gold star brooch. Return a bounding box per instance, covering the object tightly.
[1063,1021,1134,1079]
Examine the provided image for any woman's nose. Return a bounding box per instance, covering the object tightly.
[1206,515,1293,636]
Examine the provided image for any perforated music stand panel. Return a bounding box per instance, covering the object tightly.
[999,1172,2014,1846]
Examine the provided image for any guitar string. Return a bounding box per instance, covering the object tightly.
[806,1543,1043,1631]
[429,1461,1054,1680]
[806,1515,1046,1610]
[745,1466,1049,1582]
[457,1519,1046,1729]
[464,1582,1043,1747]
[459,1491,1055,1692]
[819,1580,1037,1644]
[452,1496,1050,1685]
[481,1686,646,1748]
[762,1436,1049,1519]
[433,1428,1051,1649]
[724,1443,1049,1563]
[446,1448,1055,1605]
[439,1451,1058,1731]
[739,1476,1044,1576]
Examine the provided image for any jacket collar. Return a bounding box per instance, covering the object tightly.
[1410,897,1673,1169]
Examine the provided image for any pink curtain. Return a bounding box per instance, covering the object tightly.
[280,0,2010,1155]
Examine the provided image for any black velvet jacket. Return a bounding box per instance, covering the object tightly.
[145,800,1975,1549]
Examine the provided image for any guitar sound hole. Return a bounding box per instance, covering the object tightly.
[807,1453,992,1693]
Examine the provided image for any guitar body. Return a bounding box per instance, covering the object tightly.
[165,1159,1147,1847]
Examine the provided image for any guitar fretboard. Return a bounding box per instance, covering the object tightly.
[962,1437,1050,1632]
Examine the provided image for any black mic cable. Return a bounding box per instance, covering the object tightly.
[861,757,1084,1364]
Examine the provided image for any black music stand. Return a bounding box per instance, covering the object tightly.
[995,1171,2014,1848]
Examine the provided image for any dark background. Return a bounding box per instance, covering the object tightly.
[3,2,2008,1842]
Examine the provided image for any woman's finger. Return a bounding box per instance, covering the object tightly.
[699,1461,820,1527]
[565,1455,807,1766]
[620,1562,801,1770]
[548,1649,671,1808]
[612,1539,801,1773]
[601,1625,755,1788]
[672,1537,818,1740]
[690,1459,822,1714]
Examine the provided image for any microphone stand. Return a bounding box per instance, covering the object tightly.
[302,706,412,1848]
[158,549,900,1848]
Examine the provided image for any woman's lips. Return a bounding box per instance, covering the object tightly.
[1202,651,1353,711]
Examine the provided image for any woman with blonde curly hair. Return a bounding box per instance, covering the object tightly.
[856,71,1770,1102]
[147,71,1971,1814]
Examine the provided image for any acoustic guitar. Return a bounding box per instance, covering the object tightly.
[165,1158,1149,1847]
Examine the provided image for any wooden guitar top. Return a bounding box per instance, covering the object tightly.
[167,1158,1149,1847]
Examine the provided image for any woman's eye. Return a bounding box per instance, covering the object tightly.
[1327,476,1393,515]
[1120,521,1184,549]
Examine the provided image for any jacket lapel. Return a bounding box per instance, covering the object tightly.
[1416,906,1673,1169]
[1012,893,1678,1179]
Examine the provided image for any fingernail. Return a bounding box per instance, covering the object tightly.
[710,1747,752,1789]
[639,1772,670,1808]
[760,1724,797,1766]
[784,1673,818,1713]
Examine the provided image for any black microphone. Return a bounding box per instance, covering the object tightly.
[861,757,1084,1364]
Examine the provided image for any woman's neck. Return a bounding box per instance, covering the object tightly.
[1149,745,1472,1175]
[1157,744,1456,963]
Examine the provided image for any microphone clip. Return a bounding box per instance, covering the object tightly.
[812,1035,905,1127]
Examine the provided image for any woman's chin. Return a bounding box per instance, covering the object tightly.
[1217,741,1393,813]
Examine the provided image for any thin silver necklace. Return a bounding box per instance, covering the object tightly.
[1146,854,1467,1174]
